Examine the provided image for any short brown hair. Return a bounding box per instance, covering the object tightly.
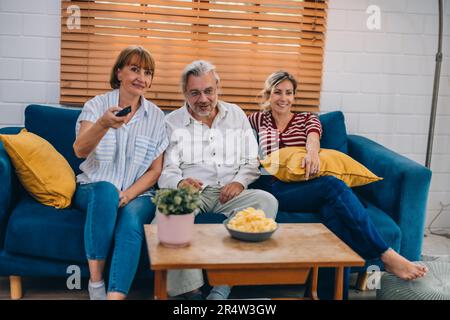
[109,46,156,89]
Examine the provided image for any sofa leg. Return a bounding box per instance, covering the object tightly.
[356,272,369,291]
[10,276,23,300]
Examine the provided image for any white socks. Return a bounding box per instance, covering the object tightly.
[88,280,106,300]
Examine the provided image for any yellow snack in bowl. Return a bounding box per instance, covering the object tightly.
[227,207,277,233]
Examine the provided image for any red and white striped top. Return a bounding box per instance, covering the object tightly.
[248,111,322,157]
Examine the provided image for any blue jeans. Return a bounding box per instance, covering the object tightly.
[251,175,389,260]
[73,181,156,295]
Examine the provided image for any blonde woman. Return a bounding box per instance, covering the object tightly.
[248,71,428,281]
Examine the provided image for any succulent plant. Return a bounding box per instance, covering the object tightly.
[151,186,200,215]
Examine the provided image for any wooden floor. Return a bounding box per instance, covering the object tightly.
[0,275,376,300]
[0,277,152,300]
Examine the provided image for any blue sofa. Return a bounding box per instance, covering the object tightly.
[0,104,432,299]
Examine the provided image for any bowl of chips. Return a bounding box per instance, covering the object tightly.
[224,207,278,242]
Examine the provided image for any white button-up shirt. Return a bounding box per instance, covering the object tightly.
[75,89,169,195]
[158,101,260,189]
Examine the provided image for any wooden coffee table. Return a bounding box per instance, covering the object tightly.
[144,223,365,300]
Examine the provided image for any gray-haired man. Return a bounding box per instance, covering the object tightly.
[158,60,278,299]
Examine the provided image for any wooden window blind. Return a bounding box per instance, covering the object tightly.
[61,0,327,112]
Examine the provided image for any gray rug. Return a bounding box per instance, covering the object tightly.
[377,261,450,300]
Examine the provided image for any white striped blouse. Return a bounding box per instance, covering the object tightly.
[75,89,169,196]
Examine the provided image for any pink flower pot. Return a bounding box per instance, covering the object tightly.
[156,210,195,248]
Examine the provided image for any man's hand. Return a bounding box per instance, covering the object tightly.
[119,190,134,207]
[178,178,203,191]
[219,182,244,204]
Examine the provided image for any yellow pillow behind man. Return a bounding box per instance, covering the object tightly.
[260,147,382,187]
[0,129,76,208]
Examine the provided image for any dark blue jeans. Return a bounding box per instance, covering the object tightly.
[251,175,389,260]
[73,181,156,295]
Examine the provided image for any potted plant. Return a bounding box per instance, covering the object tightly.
[151,186,200,247]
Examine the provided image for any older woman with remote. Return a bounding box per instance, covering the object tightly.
[73,46,168,299]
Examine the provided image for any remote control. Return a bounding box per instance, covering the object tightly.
[115,106,132,117]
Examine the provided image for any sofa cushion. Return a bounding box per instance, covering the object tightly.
[319,111,348,154]
[0,129,76,209]
[25,105,83,175]
[365,201,401,253]
[356,200,401,272]
[279,202,400,253]
[4,194,86,263]
[260,146,382,187]
[0,249,90,277]
[195,213,227,224]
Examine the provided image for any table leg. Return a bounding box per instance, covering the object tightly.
[154,270,167,300]
[310,267,319,300]
[334,266,344,300]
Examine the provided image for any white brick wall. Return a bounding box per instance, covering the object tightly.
[0,0,61,126]
[0,0,449,229]
[321,0,450,230]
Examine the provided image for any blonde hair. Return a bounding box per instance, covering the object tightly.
[260,71,298,111]
[109,46,155,89]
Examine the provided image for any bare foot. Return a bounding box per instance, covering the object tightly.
[381,249,428,280]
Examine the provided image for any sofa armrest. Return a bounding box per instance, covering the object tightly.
[0,127,23,249]
[347,135,432,261]
[0,144,13,249]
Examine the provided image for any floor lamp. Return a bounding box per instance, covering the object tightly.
[425,0,449,239]
[425,0,443,168]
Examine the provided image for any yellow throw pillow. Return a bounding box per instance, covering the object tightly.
[260,147,382,187]
[0,129,76,208]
